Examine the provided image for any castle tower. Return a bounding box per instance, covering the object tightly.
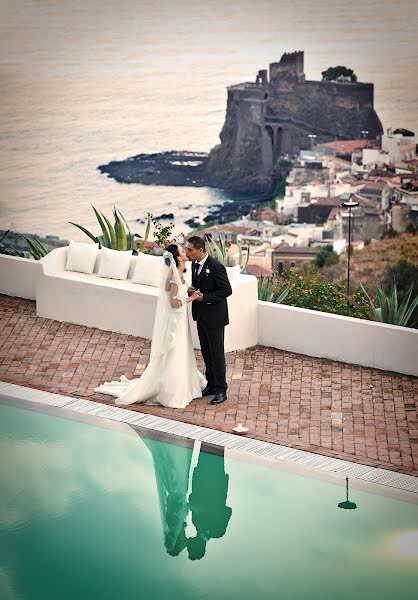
[269,51,304,82]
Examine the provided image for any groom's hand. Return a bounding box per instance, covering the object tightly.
[188,286,196,297]
[194,291,204,302]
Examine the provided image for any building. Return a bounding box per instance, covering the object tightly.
[381,128,416,163]
[328,203,383,242]
[271,243,319,272]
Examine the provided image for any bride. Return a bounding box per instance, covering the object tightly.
[95,244,206,408]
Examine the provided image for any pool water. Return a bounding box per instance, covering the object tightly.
[1,399,417,600]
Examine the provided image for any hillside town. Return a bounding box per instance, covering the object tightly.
[199,127,418,277]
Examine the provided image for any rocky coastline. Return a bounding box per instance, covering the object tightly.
[98,150,275,196]
[99,150,274,228]
[98,151,209,187]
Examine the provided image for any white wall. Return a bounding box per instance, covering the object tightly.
[381,133,416,163]
[0,254,41,300]
[258,301,418,376]
[1,252,417,376]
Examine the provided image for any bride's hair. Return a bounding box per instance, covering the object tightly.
[166,244,186,272]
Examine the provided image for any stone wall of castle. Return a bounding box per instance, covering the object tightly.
[204,51,383,195]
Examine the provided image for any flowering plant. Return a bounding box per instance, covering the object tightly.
[149,213,183,249]
[272,269,371,319]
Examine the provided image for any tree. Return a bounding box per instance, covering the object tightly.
[381,227,398,240]
[277,158,292,168]
[274,180,287,199]
[321,66,357,82]
[406,223,418,235]
[382,259,418,297]
[314,245,340,268]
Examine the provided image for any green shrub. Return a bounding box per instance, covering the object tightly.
[382,259,418,297]
[382,227,398,240]
[314,245,340,268]
[274,180,287,199]
[405,223,418,234]
[273,269,371,319]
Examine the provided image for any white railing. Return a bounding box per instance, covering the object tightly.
[0,254,41,300]
[1,253,417,376]
[258,301,418,377]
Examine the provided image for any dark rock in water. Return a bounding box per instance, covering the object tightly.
[203,214,218,223]
[185,218,200,228]
[155,213,174,220]
[98,151,209,188]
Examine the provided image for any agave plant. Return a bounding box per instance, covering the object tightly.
[237,240,250,274]
[0,230,48,260]
[0,230,23,257]
[17,233,49,260]
[70,206,150,252]
[258,275,290,303]
[361,282,418,327]
[208,233,250,273]
[258,275,275,302]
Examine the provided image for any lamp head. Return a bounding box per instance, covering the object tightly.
[341,197,359,209]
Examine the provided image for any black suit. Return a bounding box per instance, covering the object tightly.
[191,255,232,393]
[187,450,232,560]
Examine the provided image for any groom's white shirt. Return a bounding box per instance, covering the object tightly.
[196,253,208,277]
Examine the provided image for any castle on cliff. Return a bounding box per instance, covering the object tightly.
[205,51,383,194]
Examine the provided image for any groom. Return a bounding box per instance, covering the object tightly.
[186,235,232,405]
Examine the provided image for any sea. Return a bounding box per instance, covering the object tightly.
[0,0,417,242]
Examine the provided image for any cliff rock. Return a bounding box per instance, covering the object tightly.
[204,51,383,194]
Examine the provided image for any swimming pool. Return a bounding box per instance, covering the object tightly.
[1,395,417,600]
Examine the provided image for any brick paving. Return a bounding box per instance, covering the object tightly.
[1,295,417,475]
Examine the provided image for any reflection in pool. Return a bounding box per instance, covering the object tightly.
[143,436,232,560]
[1,398,418,600]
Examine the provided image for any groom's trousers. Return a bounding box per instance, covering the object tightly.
[197,323,227,393]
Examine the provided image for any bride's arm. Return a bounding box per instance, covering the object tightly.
[169,282,197,308]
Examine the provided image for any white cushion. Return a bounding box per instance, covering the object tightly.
[65,241,98,275]
[132,252,164,287]
[226,266,241,281]
[97,247,131,280]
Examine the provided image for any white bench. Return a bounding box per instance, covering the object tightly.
[37,246,258,352]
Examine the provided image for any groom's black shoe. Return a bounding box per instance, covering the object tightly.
[210,392,227,405]
[201,386,215,397]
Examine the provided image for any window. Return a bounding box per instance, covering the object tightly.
[290,261,296,268]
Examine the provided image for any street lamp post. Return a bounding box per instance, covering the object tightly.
[341,197,359,316]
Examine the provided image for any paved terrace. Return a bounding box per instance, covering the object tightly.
[1,295,417,475]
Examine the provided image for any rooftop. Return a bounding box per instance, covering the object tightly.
[314,140,369,153]
[2,295,416,476]
[272,244,320,255]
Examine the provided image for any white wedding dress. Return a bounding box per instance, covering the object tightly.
[95,253,206,409]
